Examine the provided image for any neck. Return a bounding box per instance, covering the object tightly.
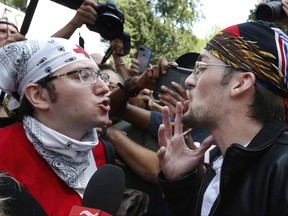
[32,114,88,140]
[210,116,263,155]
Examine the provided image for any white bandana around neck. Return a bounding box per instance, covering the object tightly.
[23,115,98,192]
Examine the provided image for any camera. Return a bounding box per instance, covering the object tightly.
[255,0,286,22]
[87,0,125,40]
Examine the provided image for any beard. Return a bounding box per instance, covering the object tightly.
[182,103,218,130]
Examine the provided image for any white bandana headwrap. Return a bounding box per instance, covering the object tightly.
[0,38,95,109]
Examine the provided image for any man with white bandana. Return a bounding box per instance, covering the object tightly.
[0,35,165,215]
[0,38,112,215]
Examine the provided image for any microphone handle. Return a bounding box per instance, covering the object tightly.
[100,47,113,65]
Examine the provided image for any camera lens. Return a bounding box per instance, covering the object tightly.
[86,0,125,41]
[95,13,123,40]
[256,1,284,22]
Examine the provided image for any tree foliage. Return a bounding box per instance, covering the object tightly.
[4,0,287,65]
[0,0,26,11]
[4,0,206,63]
[116,0,204,63]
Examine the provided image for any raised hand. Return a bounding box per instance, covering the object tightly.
[72,0,97,27]
[283,0,288,16]
[129,57,142,77]
[158,82,188,118]
[0,33,26,47]
[51,0,97,38]
[157,102,213,181]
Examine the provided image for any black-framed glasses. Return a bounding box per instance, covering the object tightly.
[39,70,110,85]
[193,61,231,76]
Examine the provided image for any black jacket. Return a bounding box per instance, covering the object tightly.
[159,121,288,216]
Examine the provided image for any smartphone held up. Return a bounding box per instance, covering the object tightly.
[136,45,152,74]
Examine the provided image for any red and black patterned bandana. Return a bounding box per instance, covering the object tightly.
[205,20,288,98]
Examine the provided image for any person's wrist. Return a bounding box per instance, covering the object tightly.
[113,54,125,65]
[115,62,125,67]
[69,17,82,27]
[118,77,141,97]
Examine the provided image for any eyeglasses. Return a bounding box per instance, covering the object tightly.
[193,61,231,76]
[40,70,110,85]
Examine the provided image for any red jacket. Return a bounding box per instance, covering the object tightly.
[0,122,108,215]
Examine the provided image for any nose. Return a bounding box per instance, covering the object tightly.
[94,77,110,95]
[184,73,196,89]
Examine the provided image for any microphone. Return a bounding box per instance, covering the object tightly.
[69,164,125,216]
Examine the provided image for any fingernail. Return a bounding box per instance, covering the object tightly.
[161,85,167,90]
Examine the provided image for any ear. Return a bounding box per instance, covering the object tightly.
[24,84,50,110]
[230,72,255,97]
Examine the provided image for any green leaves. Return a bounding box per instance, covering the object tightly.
[117,0,205,63]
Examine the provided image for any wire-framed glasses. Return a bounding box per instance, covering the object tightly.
[39,70,110,85]
[193,61,231,76]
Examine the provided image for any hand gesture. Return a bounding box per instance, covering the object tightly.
[0,33,26,47]
[134,56,169,91]
[158,82,188,118]
[157,102,214,181]
[71,0,97,28]
[110,38,124,55]
[283,0,288,16]
[129,57,142,76]
[128,88,151,108]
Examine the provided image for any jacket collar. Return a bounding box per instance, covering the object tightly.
[221,120,287,178]
[249,120,287,149]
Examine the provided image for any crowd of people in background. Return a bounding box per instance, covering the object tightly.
[0,0,288,215]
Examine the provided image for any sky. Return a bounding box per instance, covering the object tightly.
[0,1,96,51]
[193,0,260,38]
[25,0,105,54]
[1,0,260,53]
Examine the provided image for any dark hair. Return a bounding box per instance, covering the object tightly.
[19,95,34,117]
[0,172,20,215]
[221,67,235,85]
[98,63,124,84]
[249,83,285,124]
[221,68,285,124]
[20,78,57,117]
[98,63,116,72]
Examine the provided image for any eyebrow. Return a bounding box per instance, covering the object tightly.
[71,67,100,73]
